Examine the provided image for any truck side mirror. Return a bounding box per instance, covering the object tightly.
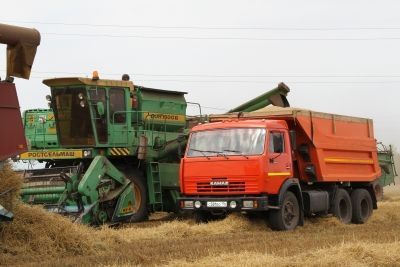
[289,130,297,151]
[96,102,105,116]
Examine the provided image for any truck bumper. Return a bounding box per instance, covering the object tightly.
[179,196,275,212]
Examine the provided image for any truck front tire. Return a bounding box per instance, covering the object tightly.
[351,189,373,224]
[268,191,300,231]
[333,188,352,224]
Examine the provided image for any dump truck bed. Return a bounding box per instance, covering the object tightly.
[210,106,381,183]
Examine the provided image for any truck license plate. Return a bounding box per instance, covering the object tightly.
[206,201,227,208]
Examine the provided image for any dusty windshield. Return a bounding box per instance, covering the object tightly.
[52,87,95,146]
[187,128,266,157]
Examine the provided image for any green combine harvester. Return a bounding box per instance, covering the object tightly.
[18,75,291,225]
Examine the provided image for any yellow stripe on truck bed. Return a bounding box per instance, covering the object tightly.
[19,150,83,160]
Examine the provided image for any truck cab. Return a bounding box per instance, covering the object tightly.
[181,119,293,197]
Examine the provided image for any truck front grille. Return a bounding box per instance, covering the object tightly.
[196,181,245,193]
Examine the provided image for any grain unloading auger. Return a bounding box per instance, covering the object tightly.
[18,77,291,225]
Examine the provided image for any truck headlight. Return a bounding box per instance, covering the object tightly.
[183,201,194,208]
[194,201,202,209]
[229,201,237,209]
[243,200,254,208]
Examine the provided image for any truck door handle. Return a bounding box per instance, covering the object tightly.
[286,165,291,169]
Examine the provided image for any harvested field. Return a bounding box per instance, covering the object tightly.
[1,169,400,266]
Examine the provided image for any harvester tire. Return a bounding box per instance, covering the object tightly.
[128,174,149,223]
[333,188,352,224]
[351,189,373,224]
[268,191,300,231]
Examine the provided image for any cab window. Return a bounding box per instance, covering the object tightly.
[269,132,285,153]
[89,87,107,143]
[109,88,126,123]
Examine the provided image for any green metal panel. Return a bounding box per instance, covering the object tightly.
[377,145,398,187]
[159,163,180,188]
[136,86,187,132]
[23,109,59,149]
[112,185,136,222]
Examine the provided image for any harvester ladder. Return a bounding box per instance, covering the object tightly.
[149,162,163,211]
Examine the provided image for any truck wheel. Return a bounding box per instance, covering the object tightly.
[351,189,373,224]
[268,191,300,231]
[333,188,352,224]
[128,175,149,222]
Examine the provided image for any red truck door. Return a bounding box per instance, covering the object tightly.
[267,130,292,179]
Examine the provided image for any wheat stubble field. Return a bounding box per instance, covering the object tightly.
[1,165,399,267]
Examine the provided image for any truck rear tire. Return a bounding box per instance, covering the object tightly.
[333,188,352,224]
[351,189,373,224]
[268,191,300,231]
[128,175,149,222]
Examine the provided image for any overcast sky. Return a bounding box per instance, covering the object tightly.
[1,0,399,149]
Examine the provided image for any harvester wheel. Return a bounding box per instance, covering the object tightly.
[128,175,149,222]
[268,191,300,231]
[351,189,373,224]
[333,188,352,224]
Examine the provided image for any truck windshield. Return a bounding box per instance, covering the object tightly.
[52,87,95,146]
[187,128,266,157]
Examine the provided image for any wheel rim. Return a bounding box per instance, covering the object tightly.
[131,182,142,213]
[283,198,299,228]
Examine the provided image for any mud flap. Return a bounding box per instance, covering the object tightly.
[112,184,136,222]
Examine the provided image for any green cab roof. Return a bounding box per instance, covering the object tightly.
[43,77,187,95]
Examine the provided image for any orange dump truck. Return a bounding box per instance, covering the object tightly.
[179,106,381,230]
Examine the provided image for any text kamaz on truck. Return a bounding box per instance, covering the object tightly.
[179,107,382,230]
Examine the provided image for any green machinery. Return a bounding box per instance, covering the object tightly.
[23,109,59,150]
[375,143,398,199]
[18,77,291,225]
